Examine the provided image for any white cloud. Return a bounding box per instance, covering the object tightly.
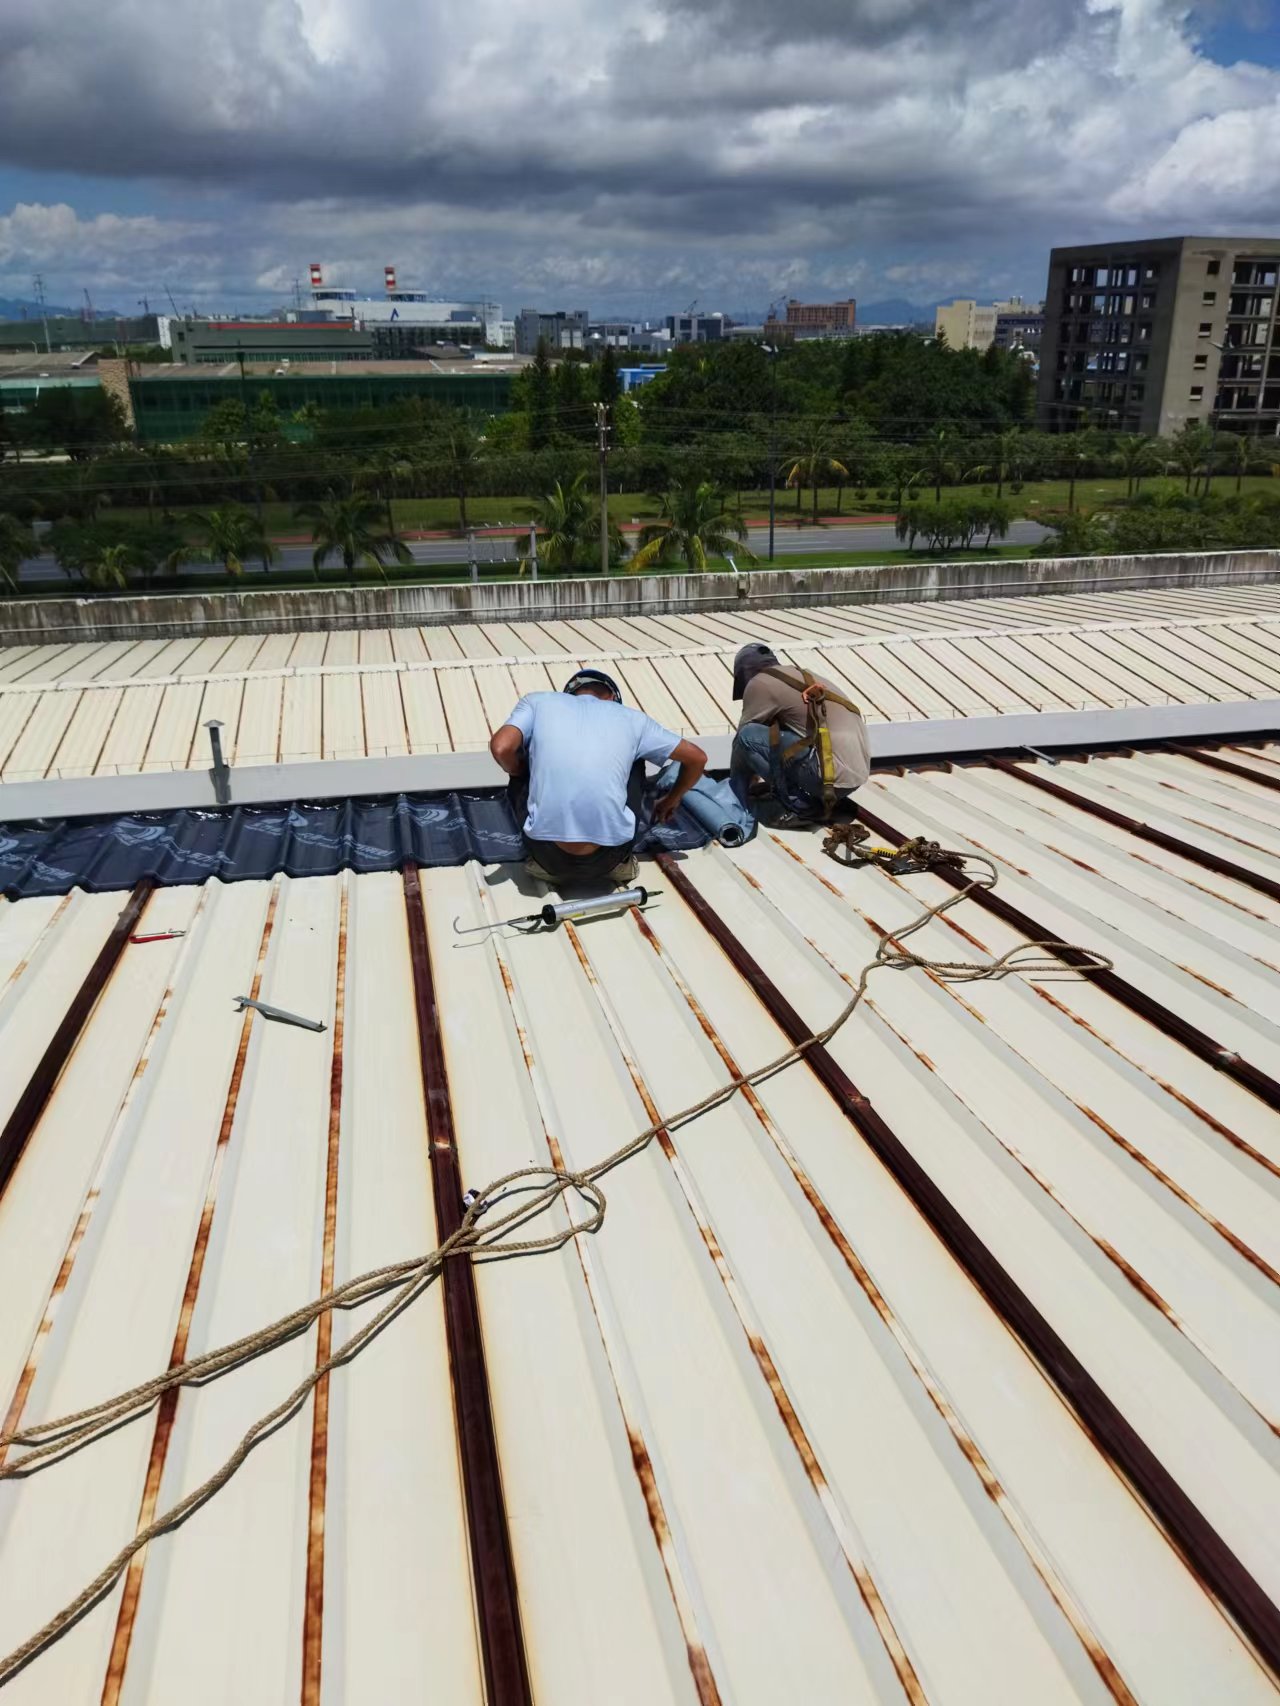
[0,202,209,293]
[0,0,1276,311]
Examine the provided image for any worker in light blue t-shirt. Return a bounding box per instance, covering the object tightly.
[489,669,707,885]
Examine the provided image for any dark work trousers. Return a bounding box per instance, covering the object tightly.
[508,762,646,884]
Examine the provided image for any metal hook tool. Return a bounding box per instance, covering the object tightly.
[233,995,327,1033]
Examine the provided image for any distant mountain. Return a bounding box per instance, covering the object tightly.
[0,295,84,321]
[856,298,934,326]
[0,295,127,322]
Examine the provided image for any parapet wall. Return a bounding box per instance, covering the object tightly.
[1,550,1277,643]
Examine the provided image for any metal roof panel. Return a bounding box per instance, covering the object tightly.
[1,749,1279,1700]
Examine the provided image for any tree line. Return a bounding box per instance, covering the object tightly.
[1,335,1277,590]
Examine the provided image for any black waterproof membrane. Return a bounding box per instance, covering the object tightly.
[0,790,709,900]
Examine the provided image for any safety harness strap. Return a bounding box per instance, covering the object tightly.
[761,667,859,819]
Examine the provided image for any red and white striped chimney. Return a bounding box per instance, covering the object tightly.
[309,263,323,289]
[384,265,397,294]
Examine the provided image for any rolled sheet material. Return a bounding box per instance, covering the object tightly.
[653,761,756,849]
[677,786,749,847]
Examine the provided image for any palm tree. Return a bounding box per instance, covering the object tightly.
[630,480,752,572]
[1113,434,1158,499]
[1166,422,1214,496]
[919,425,960,503]
[439,415,486,532]
[1059,435,1095,513]
[1218,432,1264,495]
[0,513,33,593]
[782,423,849,522]
[293,495,412,583]
[81,541,144,591]
[988,427,1025,499]
[193,505,275,579]
[516,473,621,576]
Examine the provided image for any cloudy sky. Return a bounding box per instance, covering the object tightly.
[0,0,1277,319]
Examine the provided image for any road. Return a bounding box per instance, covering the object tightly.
[14,518,1051,585]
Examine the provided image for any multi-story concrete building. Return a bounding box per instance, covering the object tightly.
[993,299,1044,353]
[935,297,1043,353]
[1038,235,1280,437]
[764,298,857,337]
[585,321,672,356]
[514,309,589,353]
[934,299,998,350]
[665,312,728,344]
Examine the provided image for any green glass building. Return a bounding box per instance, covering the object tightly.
[128,364,517,443]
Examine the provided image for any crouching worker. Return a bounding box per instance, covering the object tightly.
[490,668,707,886]
[729,642,870,823]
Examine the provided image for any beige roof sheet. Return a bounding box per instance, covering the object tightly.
[5,582,1280,781]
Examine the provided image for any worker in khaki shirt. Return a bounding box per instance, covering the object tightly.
[729,642,870,822]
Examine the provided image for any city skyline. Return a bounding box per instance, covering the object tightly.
[0,0,1277,316]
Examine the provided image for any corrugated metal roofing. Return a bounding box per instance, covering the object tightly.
[0,745,1278,1701]
[5,582,1280,781]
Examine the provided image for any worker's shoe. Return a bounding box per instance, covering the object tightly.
[608,855,639,886]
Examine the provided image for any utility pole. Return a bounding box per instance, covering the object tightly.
[32,275,51,354]
[763,343,779,562]
[596,400,611,577]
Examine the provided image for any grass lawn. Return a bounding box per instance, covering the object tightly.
[735,472,1280,520]
[90,471,1279,543]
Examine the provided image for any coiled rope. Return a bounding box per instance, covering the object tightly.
[0,850,1110,1686]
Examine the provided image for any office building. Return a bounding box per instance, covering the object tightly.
[617,364,667,392]
[934,299,998,351]
[515,309,589,353]
[168,319,375,365]
[764,298,857,338]
[0,312,162,353]
[127,361,520,442]
[665,312,728,344]
[934,297,1042,354]
[0,350,105,426]
[1038,235,1280,437]
[585,322,671,356]
[993,299,1044,353]
[307,270,509,348]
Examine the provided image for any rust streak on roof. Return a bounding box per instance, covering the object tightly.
[101,879,282,1706]
[301,873,349,1706]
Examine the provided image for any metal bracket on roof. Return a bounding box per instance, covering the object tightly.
[725,555,750,598]
[233,995,327,1033]
[1023,746,1060,766]
[206,719,232,806]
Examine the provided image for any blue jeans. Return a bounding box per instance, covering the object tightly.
[730,723,824,816]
